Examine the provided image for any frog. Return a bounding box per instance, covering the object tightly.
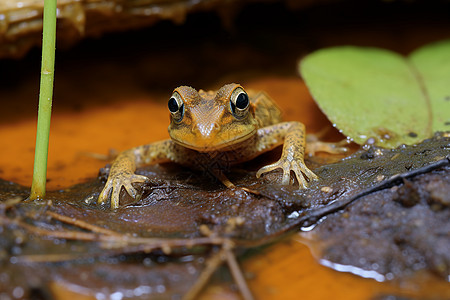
[98,83,335,209]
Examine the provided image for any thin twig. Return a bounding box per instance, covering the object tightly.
[0,215,102,241]
[182,238,255,300]
[15,253,90,263]
[46,210,121,236]
[0,214,225,252]
[0,197,22,210]
[224,241,254,300]
[183,247,227,300]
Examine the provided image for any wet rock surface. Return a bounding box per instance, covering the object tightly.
[0,134,448,298]
[315,166,450,280]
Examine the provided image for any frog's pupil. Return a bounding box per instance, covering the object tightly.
[168,97,179,113]
[236,92,249,109]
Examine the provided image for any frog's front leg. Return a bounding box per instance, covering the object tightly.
[255,122,318,188]
[98,140,173,209]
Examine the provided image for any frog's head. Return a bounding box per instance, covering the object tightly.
[167,83,258,152]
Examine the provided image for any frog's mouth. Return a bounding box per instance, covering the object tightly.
[172,130,256,152]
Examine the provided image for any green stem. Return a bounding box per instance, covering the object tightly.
[30,0,57,200]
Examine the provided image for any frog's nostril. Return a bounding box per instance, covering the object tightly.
[196,123,216,137]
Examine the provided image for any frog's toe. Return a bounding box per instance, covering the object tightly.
[110,181,123,209]
[97,180,121,209]
[281,165,291,185]
[256,162,281,179]
[123,174,148,199]
[291,162,307,188]
[291,161,318,188]
[98,181,113,205]
[131,174,148,184]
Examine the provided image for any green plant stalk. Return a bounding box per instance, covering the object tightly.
[30,0,57,200]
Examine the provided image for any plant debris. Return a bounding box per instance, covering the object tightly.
[0,133,448,298]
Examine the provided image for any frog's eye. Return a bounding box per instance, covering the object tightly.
[168,92,184,123]
[230,87,250,119]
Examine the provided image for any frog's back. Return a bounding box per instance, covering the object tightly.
[249,91,283,128]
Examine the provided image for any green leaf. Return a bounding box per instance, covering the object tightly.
[409,40,450,133]
[299,41,450,148]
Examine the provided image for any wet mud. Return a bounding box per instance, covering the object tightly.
[0,134,448,298]
[315,154,450,281]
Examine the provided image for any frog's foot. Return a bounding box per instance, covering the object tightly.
[306,138,349,156]
[256,159,318,188]
[98,173,148,209]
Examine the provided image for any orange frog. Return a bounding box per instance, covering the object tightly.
[98,84,341,209]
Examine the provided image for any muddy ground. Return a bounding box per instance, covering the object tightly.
[0,134,448,299]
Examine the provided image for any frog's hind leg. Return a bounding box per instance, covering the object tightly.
[212,169,236,188]
[212,169,260,195]
[306,134,349,156]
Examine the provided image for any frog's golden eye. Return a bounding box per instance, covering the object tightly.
[230,87,250,119]
[168,91,184,123]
